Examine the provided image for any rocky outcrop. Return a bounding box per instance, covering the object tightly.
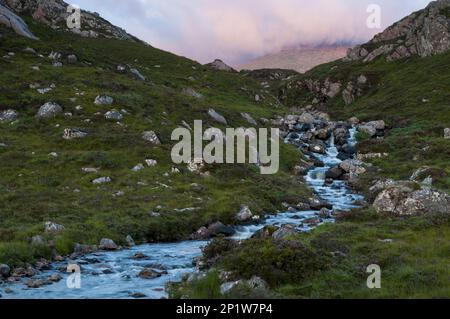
[345,0,450,62]
[373,181,450,216]
[1,0,138,41]
[206,59,236,72]
[0,2,38,39]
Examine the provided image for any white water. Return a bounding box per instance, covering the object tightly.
[1,128,363,299]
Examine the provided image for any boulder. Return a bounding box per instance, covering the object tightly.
[339,159,366,175]
[236,205,253,223]
[207,109,228,125]
[94,95,114,105]
[309,143,326,154]
[374,185,450,216]
[272,225,298,239]
[63,128,88,140]
[444,128,450,139]
[241,113,257,126]
[37,102,62,118]
[298,112,315,124]
[138,268,162,279]
[126,235,135,247]
[44,221,65,234]
[92,176,111,184]
[0,3,38,39]
[105,110,123,121]
[142,131,161,144]
[99,238,118,250]
[207,222,235,237]
[0,264,10,278]
[326,167,344,179]
[130,68,146,81]
[67,54,77,64]
[0,109,18,122]
[309,198,332,210]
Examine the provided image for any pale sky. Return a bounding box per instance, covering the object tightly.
[71,0,433,64]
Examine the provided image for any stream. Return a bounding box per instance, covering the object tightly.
[1,127,364,299]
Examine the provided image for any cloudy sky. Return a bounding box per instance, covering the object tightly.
[72,0,433,64]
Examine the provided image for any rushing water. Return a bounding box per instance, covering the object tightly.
[1,128,363,299]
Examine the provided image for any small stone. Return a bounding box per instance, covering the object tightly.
[207,109,228,125]
[92,177,111,184]
[145,159,157,167]
[94,95,114,105]
[63,128,88,140]
[142,131,161,144]
[444,128,450,139]
[105,110,123,121]
[132,164,145,172]
[37,102,62,118]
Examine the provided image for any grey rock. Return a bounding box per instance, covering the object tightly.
[142,131,161,144]
[67,54,78,64]
[272,225,297,239]
[0,264,10,278]
[130,68,146,81]
[94,95,114,105]
[0,3,38,39]
[126,235,135,247]
[139,268,162,279]
[208,109,228,125]
[37,102,62,118]
[0,109,18,122]
[236,205,253,223]
[92,177,111,184]
[105,110,123,121]
[44,221,65,234]
[99,238,118,250]
[444,128,450,139]
[63,128,88,140]
[241,112,257,126]
[206,59,235,72]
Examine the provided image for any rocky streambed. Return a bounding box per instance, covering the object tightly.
[0,111,369,299]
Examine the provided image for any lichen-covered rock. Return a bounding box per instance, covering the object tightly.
[105,110,123,121]
[0,109,18,122]
[37,102,62,118]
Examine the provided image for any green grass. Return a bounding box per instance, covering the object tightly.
[0,24,311,266]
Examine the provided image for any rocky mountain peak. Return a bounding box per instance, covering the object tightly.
[345,0,450,62]
[0,0,139,41]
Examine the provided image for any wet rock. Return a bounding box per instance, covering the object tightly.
[27,279,50,289]
[133,252,148,260]
[303,217,322,226]
[44,221,65,234]
[272,225,297,239]
[0,109,18,123]
[236,205,253,223]
[333,126,349,146]
[92,177,111,184]
[208,222,235,237]
[138,268,162,279]
[94,95,114,105]
[252,226,277,239]
[37,102,62,118]
[326,167,344,179]
[129,292,147,298]
[73,243,96,255]
[207,109,228,125]
[0,264,10,278]
[309,198,332,210]
[293,160,314,176]
[298,112,315,124]
[142,131,161,144]
[105,110,123,121]
[99,238,118,250]
[12,265,36,277]
[48,273,62,282]
[315,128,331,140]
[126,235,135,247]
[309,143,326,154]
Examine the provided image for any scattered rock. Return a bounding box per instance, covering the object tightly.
[241,113,257,126]
[444,128,450,139]
[126,235,135,247]
[63,128,88,140]
[132,163,144,172]
[272,225,297,239]
[138,268,162,279]
[92,177,111,184]
[37,102,62,118]
[99,238,118,250]
[44,221,65,234]
[207,109,228,125]
[0,109,18,123]
[236,205,253,223]
[0,264,10,278]
[130,68,146,81]
[67,54,78,64]
[94,95,114,105]
[142,131,161,144]
[105,110,123,121]
[339,159,366,175]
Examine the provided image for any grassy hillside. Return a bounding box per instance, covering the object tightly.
[0,21,311,265]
